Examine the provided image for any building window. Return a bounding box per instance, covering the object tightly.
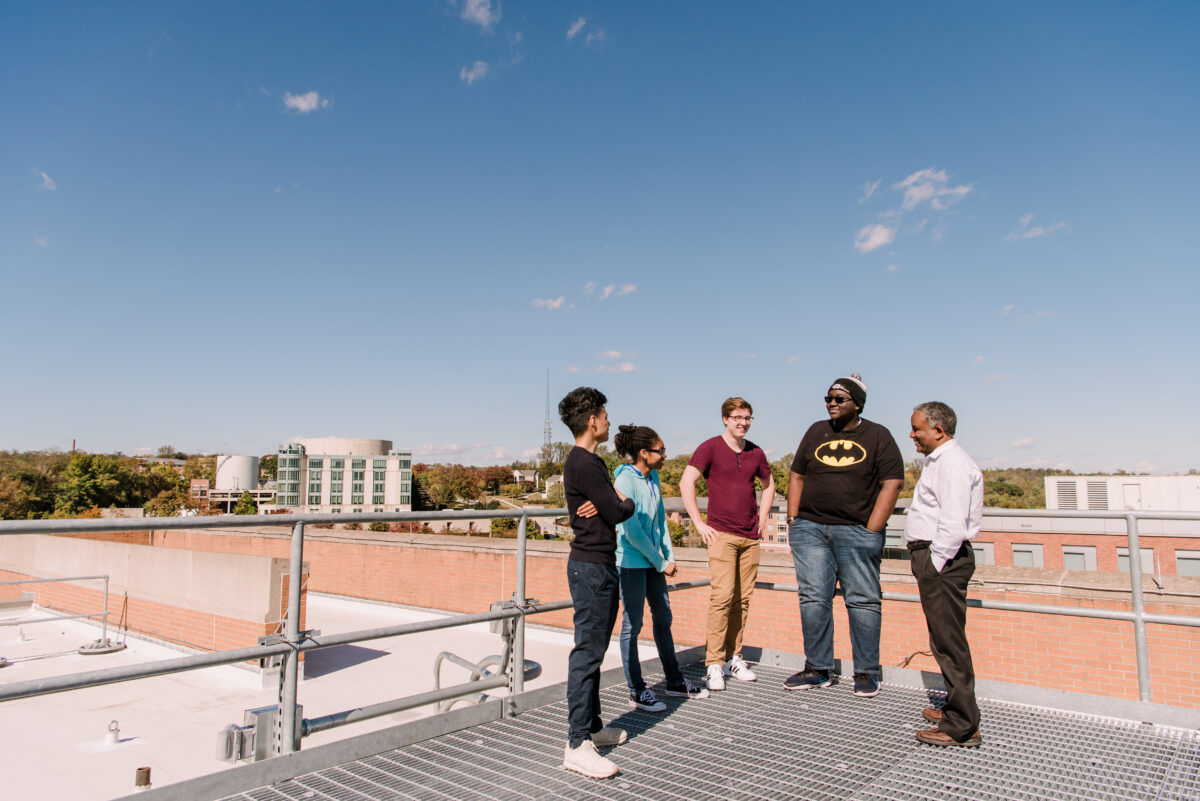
[352,458,365,470]
[970,542,995,565]
[1062,545,1097,571]
[330,494,342,505]
[352,508,362,514]
[373,508,383,513]
[374,459,387,469]
[308,458,323,469]
[331,508,341,513]
[399,459,411,470]
[331,470,343,481]
[352,470,364,481]
[400,493,411,504]
[1117,547,1155,574]
[308,495,321,505]
[372,495,384,505]
[1011,544,1044,568]
[1176,550,1200,577]
[331,458,344,469]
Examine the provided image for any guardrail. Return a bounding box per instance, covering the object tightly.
[0,506,1197,761]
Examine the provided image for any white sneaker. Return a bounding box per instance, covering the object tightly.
[563,740,618,778]
[706,663,726,691]
[629,688,667,712]
[590,726,628,747]
[725,655,758,682]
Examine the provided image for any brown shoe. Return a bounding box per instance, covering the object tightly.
[922,707,944,723]
[916,727,982,747]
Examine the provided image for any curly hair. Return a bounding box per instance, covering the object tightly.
[558,386,608,437]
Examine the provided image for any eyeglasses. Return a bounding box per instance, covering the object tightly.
[728,416,754,423]
[824,396,854,405]
[645,448,667,455]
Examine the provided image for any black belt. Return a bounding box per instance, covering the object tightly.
[906,540,930,552]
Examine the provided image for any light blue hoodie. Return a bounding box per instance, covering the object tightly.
[613,463,674,571]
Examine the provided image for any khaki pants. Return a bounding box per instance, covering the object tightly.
[706,531,760,666]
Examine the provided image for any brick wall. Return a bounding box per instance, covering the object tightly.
[0,535,306,660]
[41,528,1200,708]
[976,528,1200,573]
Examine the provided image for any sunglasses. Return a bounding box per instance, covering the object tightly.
[824,396,854,405]
[645,447,667,455]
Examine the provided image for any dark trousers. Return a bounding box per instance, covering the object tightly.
[566,560,620,747]
[911,543,981,741]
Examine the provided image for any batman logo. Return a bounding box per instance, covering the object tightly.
[815,440,867,467]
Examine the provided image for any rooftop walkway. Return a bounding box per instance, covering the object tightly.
[207,662,1199,801]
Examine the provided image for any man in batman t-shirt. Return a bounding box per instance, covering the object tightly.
[783,373,903,699]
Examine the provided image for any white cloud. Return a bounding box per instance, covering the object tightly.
[618,283,636,295]
[459,61,490,85]
[566,365,581,373]
[985,373,1014,384]
[531,296,565,309]
[1001,304,1014,315]
[461,0,500,28]
[854,223,896,253]
[487,446,513,460]
[567,17,587,39]
[859,179,880,204]
[1134,460,1157,473]
[473,441,492,449]
[584,281,597,294]
[35,170,56,191]
[596,361,635,373]
[974,355,984,364]
[413,443,466,457]
[1011,437,1037,449]
[745,353,758,359]
[34,233,48,247]
[893,168,972,211]
[1019,310,1052,323]
[1007,214,1071,241]
[521,447,541,459]
[599,284,615,300]
[887,263,900,272]
[283,91,329,113]
[585,29,609,48]
[599,350,623,360]
[786,356,799,364]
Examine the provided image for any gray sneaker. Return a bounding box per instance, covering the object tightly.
[563,740,618,778]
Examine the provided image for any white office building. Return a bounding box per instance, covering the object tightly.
[275,437,413,514]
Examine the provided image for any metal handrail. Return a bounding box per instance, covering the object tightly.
[0,506,1197,753]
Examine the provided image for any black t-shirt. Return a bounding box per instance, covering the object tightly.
[790,418,904,527]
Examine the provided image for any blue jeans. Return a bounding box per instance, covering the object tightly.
[566,560,620,747]
[788,519,883,678]
[619,567,683,694]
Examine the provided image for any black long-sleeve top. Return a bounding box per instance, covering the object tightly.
[564,446,635,563]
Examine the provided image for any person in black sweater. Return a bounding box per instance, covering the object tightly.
[559,386,635,779]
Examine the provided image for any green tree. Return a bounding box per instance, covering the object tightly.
[232,491,258,515]
[418,464,484,508]
[54,453,135,514]
[144,487,192,517]
[259,454,278,482]
[667,520,687,548]
[546,482,565,507]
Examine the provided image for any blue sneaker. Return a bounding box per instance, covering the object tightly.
[853,673,881,697]
[783,667,832,690]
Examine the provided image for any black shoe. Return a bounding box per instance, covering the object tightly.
[853,673,881,697]
[783,667,832,690]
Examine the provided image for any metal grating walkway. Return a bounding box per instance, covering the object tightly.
[219,664,1200,801]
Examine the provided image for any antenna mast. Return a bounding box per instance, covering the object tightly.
[543,369,552,461]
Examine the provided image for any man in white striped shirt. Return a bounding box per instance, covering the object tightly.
[906,401,984,747]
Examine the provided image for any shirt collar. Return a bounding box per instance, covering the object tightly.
[924,438,959,463]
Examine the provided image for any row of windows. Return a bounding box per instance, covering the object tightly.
[352,458,365,469]
[308,458,323,469]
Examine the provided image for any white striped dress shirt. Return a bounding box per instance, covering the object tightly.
[905,438,983,572]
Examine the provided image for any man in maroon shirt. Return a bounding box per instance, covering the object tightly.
[680,397,775,692]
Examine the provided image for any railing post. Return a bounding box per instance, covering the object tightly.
[278,521,304,755]
[101,575,110,644]
[1125,515,1152,703]
[510,514,528,705]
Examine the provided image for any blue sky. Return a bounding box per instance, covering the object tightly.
[3,2,1198,473]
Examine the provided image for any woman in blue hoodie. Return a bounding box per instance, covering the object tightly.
[613,424,709,712]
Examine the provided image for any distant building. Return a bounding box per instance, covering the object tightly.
[513,469,539,487]
[275,437,413,514]
[1045,475,1200,512]
[190,478,211,511]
